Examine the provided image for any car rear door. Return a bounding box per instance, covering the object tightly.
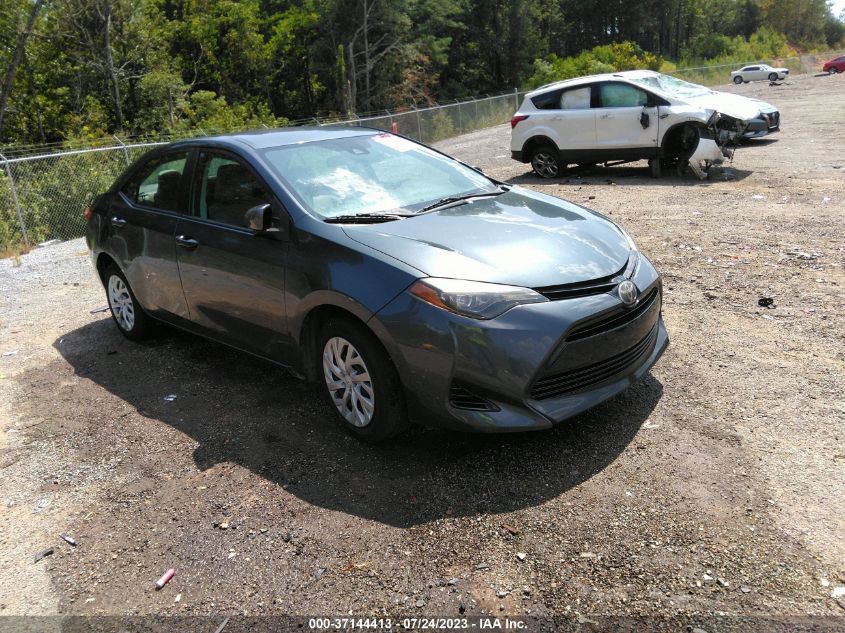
[593,82,659,151]
[106,150,193,322]
[174,149,294,363]
[528,85,596,152]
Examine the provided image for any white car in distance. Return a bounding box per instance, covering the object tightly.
[510,70,780,180]
[730,64,789,84]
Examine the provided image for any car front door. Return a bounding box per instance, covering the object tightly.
[107,150,193,322]
[174,150,293,363]
[594,82,659,151]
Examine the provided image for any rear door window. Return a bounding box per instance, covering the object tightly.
[196,153,273,227]
[559,86,591,109]
[596,83,649,108]
[122,152,189,211]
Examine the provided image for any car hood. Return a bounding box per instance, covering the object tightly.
[342,188,631,288]
[685,91,775,120]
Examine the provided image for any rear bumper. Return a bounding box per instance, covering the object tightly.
[372,255,668,432]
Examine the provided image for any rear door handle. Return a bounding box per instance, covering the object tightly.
[111,216,127,228]
[599,114,611,119]
[175,235,199,250]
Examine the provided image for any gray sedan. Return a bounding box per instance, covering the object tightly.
[85,128,668,440]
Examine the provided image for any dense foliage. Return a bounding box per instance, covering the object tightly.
[0,0,842,146]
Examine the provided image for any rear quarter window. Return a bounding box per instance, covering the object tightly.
[122,152,189,212]
[530,89,564,110]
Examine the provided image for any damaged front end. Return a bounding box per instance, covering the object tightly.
[684,112,740,180]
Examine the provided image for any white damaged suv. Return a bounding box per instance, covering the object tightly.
[510,70,780,179]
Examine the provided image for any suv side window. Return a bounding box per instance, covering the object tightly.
[597,83,649,108]
[530,88,564,110]
[122,152,189,211]
[196,153,272,227]
[559,86,591,109]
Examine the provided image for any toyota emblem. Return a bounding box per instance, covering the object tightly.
[618,280,638,306]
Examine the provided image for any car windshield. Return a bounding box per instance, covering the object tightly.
[629,73,712,98]
[260,134,497,219]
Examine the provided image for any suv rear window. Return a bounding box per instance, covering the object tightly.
[530,89,564,110]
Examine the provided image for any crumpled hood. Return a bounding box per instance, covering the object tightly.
[342,187,631,288]
[685,91,776,120]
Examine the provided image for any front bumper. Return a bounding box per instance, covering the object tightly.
[372,255,669,432]
[743,110,780,138]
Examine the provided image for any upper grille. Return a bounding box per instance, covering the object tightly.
[565,288,659,342]
[529,325,658,400]
[449,383,500,411]
[534,264,627,301]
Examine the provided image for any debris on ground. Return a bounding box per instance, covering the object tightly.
[2,350,19,357]
[89,305,110,314]
[516,552,527,561]
[758,297,775,308]
[155,568,175,590]
[475,562,489,571]
[59,534,78,546]
[501,524,520,536]
[33,498,50,513]
[163,394,177,402]
[34,548,54,563]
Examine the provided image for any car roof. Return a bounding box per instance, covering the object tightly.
[166,126,379,152]
[526,69,659,97]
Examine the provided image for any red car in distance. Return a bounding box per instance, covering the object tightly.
[822,55,845,74]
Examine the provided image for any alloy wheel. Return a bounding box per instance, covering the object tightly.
[322,336,375,427]
[108,274,135,332]
[532,152,559,178]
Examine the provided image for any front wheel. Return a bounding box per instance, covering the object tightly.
[648,158,662,179]
[103,264,154,341]
[830,68,840,75]
[530,145,562,179]
[318,318,409,441]
[768,72,778,82]
[733,76,743,84]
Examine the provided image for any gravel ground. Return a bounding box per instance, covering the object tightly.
[0,73,843,630]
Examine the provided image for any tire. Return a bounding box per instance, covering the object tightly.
[102,264,154,341]
[317,317,409,441]
[768,72,778,82]
[733,76,743,84]
[830,68,840,75]
[530,145,562,179]
[648,158,662,179]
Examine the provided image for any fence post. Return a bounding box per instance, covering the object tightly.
[415,106,422,141]
[455,100,462,133]
[514,88,519,111]
[473,97,478,119]
[113,135,130,166]
[0,153,30,247]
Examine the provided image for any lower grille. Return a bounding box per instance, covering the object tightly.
[449,383,500,411]
[530,325,658,400]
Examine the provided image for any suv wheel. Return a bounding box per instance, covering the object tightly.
[103,264,154,341]
[733,76,743,84]
[530,145,562,179]
[317,318,409,441]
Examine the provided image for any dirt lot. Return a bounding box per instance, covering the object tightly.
[0,73,843,630]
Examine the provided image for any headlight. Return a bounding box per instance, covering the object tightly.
[409,278,548,319]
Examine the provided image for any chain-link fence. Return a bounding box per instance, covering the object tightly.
[0,91,522,252]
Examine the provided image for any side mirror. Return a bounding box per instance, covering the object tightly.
[472,165,485,174]
[245,203,272,231]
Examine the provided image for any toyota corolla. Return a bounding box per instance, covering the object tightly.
[85,128,668,440]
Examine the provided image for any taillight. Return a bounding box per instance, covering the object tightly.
[510,114,529,129]
[84,206,92,222]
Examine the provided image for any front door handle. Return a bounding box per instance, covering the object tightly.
[111,216,127,229]
[599,113,611,119]
[175,235,199,250]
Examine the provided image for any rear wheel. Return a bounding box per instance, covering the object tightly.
[317,318,408,441]
[733,76,743,84]
[103,264,154,341]
[768,72,778,82]
[530,145,562,179]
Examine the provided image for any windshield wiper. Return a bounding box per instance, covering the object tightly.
[324,213,412,224]
[417,188,508,214]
